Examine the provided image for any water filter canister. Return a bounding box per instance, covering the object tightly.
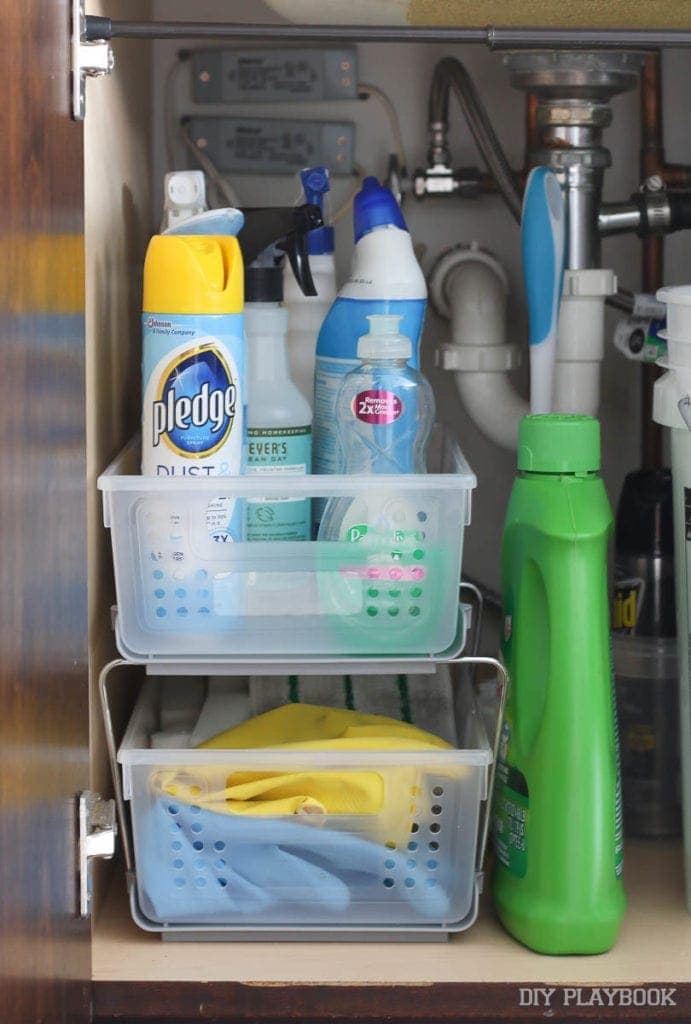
[653,284,691,905]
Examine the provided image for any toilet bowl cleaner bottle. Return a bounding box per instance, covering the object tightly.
[492,415,626,954]
[312,176,426,527]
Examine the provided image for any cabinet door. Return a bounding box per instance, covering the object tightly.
[0,1,90,1022]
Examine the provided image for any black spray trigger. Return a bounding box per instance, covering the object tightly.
[275,204,322,296]
[239,203,323,297]
[279,228,316,296]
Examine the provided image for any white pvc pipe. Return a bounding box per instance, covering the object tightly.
[553,269,616,415]
[434,251,615,450]
[433,250,528,450]
[446,258,509,353]
[455,370,529,449]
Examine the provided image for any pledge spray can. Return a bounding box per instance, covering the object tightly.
[141,234,245,542]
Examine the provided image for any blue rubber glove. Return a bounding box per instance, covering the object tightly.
[137,798,350,922]
[135,798,451,925]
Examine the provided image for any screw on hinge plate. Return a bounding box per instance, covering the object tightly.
[78,791,117,918]
[72,0,115,120]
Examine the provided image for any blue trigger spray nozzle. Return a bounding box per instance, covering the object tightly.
[299,166,334,256]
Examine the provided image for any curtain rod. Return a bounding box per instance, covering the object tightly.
[84,18,691,49]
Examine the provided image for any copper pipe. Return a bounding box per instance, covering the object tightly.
[641,52,663,179]
[640,53,665,470]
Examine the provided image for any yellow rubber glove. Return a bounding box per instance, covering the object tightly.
[151,704,452,819]
[150,767,382,816]
[201,703,451,750]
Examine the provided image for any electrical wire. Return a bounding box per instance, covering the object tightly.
[165,50,240,207]
[332,163,366,225]
[165,66,393,217]
[358,82,407,174]
[180,122,241,208]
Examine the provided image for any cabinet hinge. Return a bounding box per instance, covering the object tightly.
[78,790,117,918]
[72,0,115,120]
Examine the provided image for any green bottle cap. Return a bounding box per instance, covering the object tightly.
[518,414,601,473]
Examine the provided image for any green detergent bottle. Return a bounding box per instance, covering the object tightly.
[492,415,626,954]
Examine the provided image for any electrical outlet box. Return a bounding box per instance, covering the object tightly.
[192,48,358,104]
[186,117,355,175]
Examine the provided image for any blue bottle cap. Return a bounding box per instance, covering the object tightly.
[353,176,407,243]
[300,166,335,256]
[300,166,330,204]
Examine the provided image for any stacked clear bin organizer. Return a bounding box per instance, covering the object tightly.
[98,428,507,940]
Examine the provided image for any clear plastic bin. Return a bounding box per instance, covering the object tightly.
[98,429,476,661]
[118,673,493,936]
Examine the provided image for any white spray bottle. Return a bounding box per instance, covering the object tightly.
[283,166,337,407]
